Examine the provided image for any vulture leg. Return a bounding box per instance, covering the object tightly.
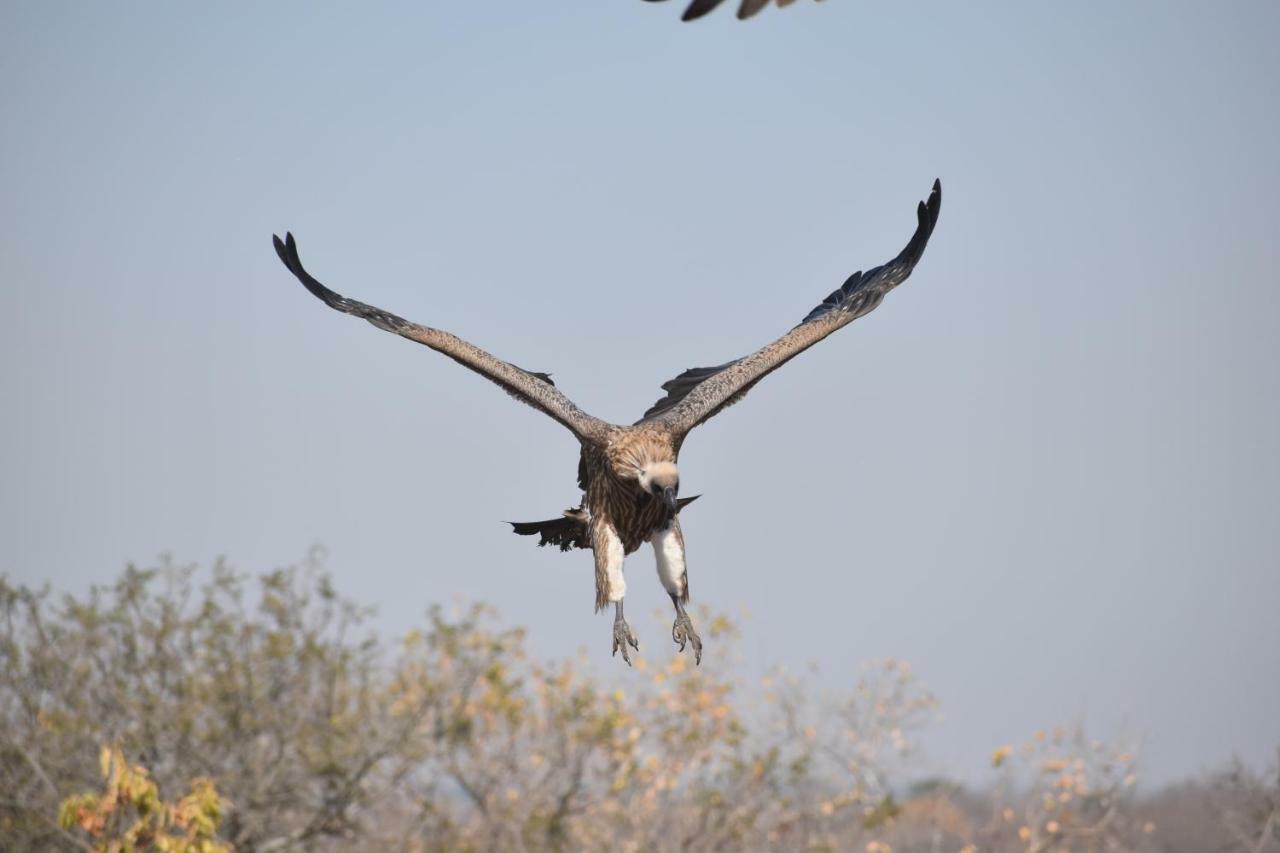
[612,600,639,666]
[652,523,701,665]
[595,522,638,664]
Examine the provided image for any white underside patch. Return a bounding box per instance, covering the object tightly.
[601,526,626,602]
[651,526,687,597]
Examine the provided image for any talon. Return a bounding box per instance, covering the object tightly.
[671,613,703,665]
[612,619,638,666]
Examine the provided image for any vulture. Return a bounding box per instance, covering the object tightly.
[644,0,823,22]
[273,180,941,666]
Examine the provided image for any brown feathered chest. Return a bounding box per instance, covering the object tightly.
[578,428,678,554]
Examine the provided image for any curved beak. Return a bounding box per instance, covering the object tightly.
[661,486,679,514]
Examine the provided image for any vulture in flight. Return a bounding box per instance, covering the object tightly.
[644,0,823,22]
[273,180,941,666]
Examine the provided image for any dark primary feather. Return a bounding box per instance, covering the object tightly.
[640,180,941,432]
[798,180,942,325]
[274,233,410,337]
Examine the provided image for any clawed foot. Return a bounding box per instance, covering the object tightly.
[612,618,639,665]
[672,612,703,665]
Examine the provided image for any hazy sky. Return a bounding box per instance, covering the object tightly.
[2,2,1277,786]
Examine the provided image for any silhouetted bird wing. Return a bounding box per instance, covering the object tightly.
[640,180,941,435]
[273,233,612,444]
[642,0,822,22]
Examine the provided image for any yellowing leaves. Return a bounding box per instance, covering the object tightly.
[59,746,231,853]
[989,724,1147,849]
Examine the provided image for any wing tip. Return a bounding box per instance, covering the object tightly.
[797,178,942,326]
[906,177,943,257]
[925,179,942,226]
[272,231,302,274]
[666,0,789,23]
[272,232,292,268]
[271,231,347,309]
[681,0,724,20]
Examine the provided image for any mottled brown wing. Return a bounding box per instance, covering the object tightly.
[642,0,821,22]
[643,180,941,435]
[273,233,612,444]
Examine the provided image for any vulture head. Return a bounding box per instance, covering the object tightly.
[637,461,680,514]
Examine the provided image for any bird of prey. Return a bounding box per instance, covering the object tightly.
[643,0,823,22]
[272,180,941,666]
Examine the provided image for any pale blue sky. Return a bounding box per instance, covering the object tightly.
[2,1,1277,785]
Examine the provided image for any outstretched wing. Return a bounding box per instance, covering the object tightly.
[641,180,941,435]
[274,233,612,444]
[642,0,822,22]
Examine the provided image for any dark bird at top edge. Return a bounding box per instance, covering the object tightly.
[642,0,824,22]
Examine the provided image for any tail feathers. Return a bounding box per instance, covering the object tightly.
[509,508,590,552]
[509,497,701,553]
